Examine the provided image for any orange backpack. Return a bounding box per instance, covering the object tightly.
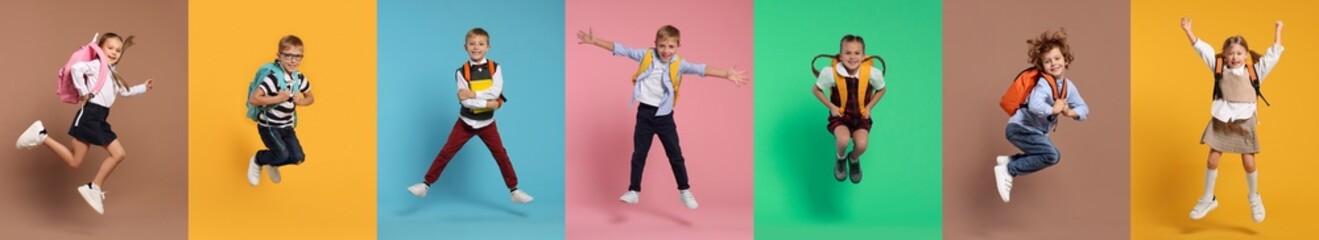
[999,67,1066,116]
[811,54,886,117]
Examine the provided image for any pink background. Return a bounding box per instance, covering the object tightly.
[564,0,755,239]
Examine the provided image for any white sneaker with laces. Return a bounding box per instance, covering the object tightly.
[247,157,261,187]
[618,190,639,204]
[511,189,534,204]
[407,183,428,197]
[266,165,282,184]
[1249,193,1266,223]
[993,165,1013,203]
[77,183,106,215]
[1189,195,1218,220]
[679,190,699,209]
[16,121,46,149]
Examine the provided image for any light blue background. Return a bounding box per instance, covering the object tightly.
[377,0,565,239]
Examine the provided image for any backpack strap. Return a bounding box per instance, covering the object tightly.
[633,50,655,84]
[669,55,682,104]
[89,41,111,96]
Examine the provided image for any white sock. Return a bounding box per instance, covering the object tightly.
[837,154,846,160]
[680,189,691,195]
[91,183,103,191]
[1202,169,1218,199]
[1246,171,1259,195]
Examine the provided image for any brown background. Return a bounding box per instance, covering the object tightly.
[942,0,1130,239]
[0,0,187,239]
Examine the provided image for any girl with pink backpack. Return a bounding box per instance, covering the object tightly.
[14,32,155,215]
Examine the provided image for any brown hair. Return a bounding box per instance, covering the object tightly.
[1025,28,1074,70]
[466,28,490,45]
[839,34,865,53]
[278,35,303,52]
[1217,35,1263,64]
[655,25,680,45]
[99,32,135,88]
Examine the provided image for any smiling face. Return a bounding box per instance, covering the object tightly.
[466,35,489,61]
[278,45,303,73]
[655,37,679,62]
[839,41,865,71]
[1223,43,1248,69]
[100,37,124,65]
[1040,47,1067,77]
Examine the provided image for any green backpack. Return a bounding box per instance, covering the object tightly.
[245,61,303,125]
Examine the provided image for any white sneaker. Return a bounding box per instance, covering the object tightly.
[76,183,106,215]
[247,157,261,187]
[266,165,282,184]
[1189,195,1218,220]
[996,155,1011,166]
[1249,193,1266,223]
[993,165,1013,203]
[618,191,639,204]
[679,190,699,209]
[407,183,428,198]
[511,189,534,203]
[16,121,46,149]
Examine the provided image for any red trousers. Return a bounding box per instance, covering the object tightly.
[423,119,519,189]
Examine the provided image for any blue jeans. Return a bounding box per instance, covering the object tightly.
[255,125,305,167]
[1005,123,1060,176]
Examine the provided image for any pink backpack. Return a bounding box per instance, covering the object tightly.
[56,33,112,104]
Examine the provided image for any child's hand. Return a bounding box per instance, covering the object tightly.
[278,89,293,99]
[1181,17,1192,32]
[145,79,155,90]
[1052,98,1068,115]
[458,89,476,100]
[726,66,748,86]
[486,100,502,109]
[576,28,595,45]
[293,92,305,102]
[827,105,841,117]
[1276,20,1284,31]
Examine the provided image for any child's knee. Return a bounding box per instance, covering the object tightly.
[851,142,867,153]
[110,150,127,161]
[1043,149,1061,165]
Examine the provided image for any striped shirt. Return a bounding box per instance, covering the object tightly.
[256,71,311,128]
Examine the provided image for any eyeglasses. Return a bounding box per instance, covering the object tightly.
[279,52,304,61]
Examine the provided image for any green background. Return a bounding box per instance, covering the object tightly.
[753,0,943,239]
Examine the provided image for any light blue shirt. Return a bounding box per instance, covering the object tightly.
[1008,76,1089,134]
[613,43,706,116]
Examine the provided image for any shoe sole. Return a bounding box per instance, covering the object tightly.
[408,188,426,198]
[1190,201,1218,220]
[619,197,638,204]
[77,187,104,215]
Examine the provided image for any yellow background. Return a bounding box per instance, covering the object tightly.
[188,0,377,239]
[1132,0,1319,238]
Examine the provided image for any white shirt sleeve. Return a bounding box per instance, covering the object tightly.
[869,67,886,90]
[815,66,836,91]
[117,82,148,97]
[1192,40,1218,73]
[1254,43,1285,83]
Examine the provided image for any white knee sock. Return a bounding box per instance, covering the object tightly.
[1246,171,1259,195]
[1202,169,1218,199]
